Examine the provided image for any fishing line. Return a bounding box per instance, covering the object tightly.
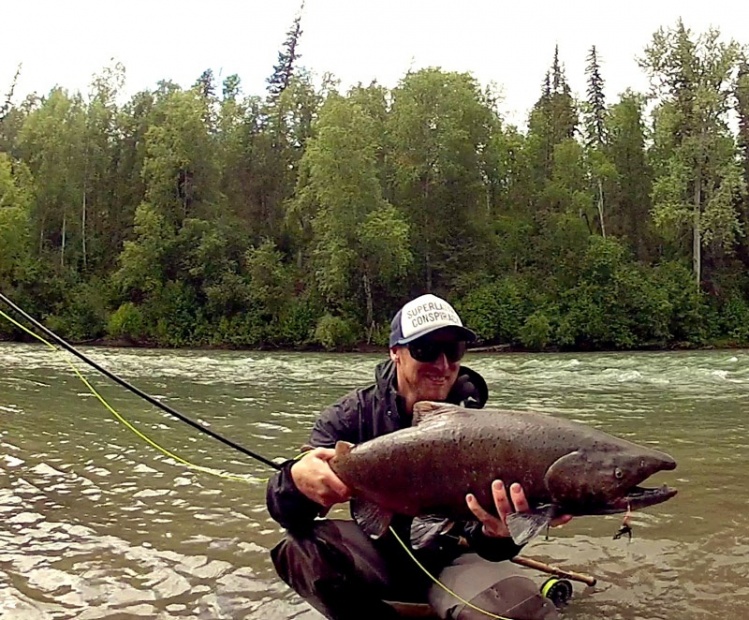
[389,526,513,620]
[0,292,281,472]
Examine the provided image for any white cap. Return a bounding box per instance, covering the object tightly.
[389,294,476,347]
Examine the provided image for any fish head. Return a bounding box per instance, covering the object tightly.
[544,445,677,515]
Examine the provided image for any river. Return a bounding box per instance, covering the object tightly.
[1,342,748,619]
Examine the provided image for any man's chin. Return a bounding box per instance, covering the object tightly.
[419,386,451,402]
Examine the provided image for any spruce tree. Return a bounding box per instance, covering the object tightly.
[0,64,21,124]
[267,3,304,101]
[585,46,606,146]
[194,69,216,100]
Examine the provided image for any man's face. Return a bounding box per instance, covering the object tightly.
[391,328,466,404]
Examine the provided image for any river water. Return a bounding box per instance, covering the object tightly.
[1,342,748,619]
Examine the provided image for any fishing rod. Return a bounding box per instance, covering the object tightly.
[0,291,281,471]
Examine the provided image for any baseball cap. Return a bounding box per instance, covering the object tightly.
[389,294,476,348]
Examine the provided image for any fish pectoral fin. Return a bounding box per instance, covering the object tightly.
[506,512,552,546]
[334,440,354,457]
[410,516,454,550]
[351,499,393,539]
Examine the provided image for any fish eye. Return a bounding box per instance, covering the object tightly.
[614,467,624,480]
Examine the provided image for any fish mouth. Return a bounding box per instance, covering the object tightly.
[601,484,678,514]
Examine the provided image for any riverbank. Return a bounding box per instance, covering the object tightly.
[2,333,745,355]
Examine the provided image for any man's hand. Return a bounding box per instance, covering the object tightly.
[290,448,352,508]
[466,480,572,538]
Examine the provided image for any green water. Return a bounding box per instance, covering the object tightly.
[1,342,748,619]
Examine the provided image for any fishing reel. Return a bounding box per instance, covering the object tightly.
[541,577,573,607]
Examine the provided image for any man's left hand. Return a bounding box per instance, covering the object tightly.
[466,480,572,538]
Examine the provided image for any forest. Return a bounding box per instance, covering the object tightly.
[2,17,749,351]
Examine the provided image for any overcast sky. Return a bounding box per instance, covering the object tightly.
[2,1,746,125]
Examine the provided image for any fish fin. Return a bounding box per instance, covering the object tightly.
[351,498,393,539]
[334,440,354,457]
[506,512,552,546]
[410,516,454,550]
[412,401,456,426]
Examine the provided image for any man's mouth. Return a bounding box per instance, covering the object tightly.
[425,376,447,385]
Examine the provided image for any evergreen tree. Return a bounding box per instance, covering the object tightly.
[266,3,304,101]
[0,64,21,124]
[194,69,216,100]
[583,45,611,237]
[584,46,606,147]
[527,47,578,186]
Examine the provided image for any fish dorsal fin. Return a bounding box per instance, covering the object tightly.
[412,401,456,426]
[334,440,354,457]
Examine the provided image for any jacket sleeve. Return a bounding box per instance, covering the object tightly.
[265,392,361,532]
[461,521,524,561]
[265,458,326,532]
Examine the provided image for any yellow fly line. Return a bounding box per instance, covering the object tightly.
[389,525,514,620]
[0,308,252,484]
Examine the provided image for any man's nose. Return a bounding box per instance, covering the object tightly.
[432,352,449,371]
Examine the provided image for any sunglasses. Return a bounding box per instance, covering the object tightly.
[407,339,467,364]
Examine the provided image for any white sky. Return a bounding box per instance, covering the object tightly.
[2,1,747,126]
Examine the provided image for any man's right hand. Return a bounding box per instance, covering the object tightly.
[290,447,352,508]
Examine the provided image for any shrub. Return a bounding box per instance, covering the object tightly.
[456,277,532,343]
[719,294,749,344]
[46,281,108,342]
[519,311,552,350]
[314,314,359,350]
[108,302,146,342]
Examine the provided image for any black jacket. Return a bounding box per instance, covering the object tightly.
[265,359,522,562]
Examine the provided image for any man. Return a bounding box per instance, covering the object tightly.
[266,294,569,620]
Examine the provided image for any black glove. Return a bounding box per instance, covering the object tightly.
[450,374,481,408]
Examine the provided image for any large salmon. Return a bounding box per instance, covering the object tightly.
[329,401,677,546]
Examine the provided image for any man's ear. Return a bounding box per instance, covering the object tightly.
[389,347,399,364]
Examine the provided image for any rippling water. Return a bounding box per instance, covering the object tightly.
[2,343,748,619]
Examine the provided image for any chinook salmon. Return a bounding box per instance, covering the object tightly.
[329,401,677,547]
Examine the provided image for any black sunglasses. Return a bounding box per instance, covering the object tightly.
[407,339,467,364]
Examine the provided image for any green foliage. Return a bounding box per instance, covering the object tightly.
[0,154,34,286]
[245,239,294,317]
[456,278,533,344]
[519,312,552,351]
[113,202,174,297]
[641,21,745,284]
[210,312,266,348]
[719,294,749,343]
[151,280,201,347]
[555,237,673,349]
[46,281,108,342]
[273,296,321,346]
[108,302,146,342]
[3,24,749,352]
[314,314,359,350]
[650,261,712,344]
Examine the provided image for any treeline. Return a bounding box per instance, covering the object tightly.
[2,18,749,351]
